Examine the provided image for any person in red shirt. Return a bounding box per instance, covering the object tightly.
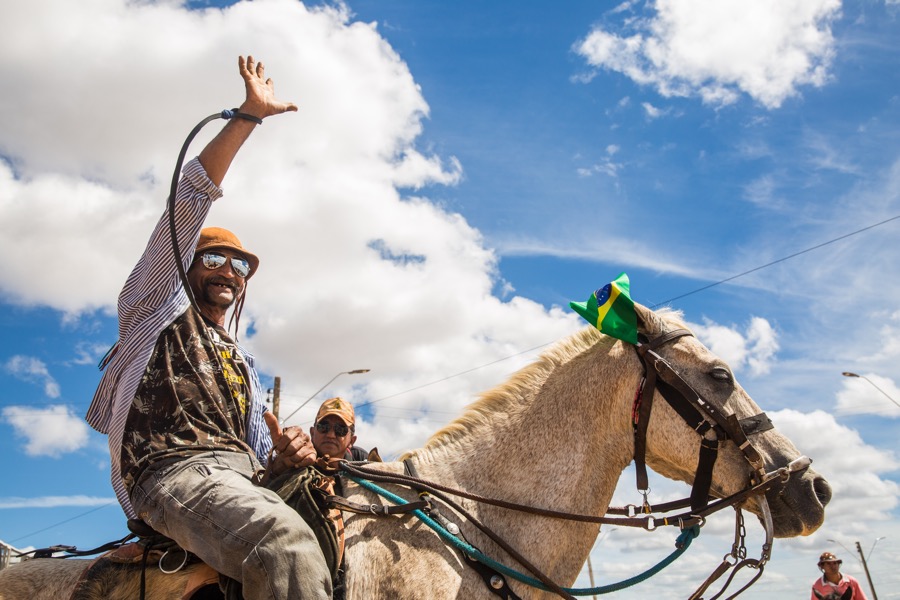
[811,552,869,600]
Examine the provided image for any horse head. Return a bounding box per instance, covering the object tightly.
[633,303,831,538]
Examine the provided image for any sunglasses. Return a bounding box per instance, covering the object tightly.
[315,421,352,437]
[199,252,251,278]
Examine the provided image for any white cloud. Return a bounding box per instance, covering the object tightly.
[4,355,60,398]
[744,317,780,376]
[743,173,781,209]
[836,373,900,418]
[690,316,779,376]
[574,0,841,108]
[641,101,665,119]
[70,341,113,367]
[3,405,91,457]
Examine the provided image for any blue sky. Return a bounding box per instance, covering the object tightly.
[1,0,898,597]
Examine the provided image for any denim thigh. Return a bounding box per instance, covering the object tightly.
[131,451,331,600]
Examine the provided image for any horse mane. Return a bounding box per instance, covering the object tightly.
[415,306,688,457]
[416,327,605,456]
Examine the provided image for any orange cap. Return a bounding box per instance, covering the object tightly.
[315,397,355,427]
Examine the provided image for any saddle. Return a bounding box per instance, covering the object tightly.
[67,525,220,600]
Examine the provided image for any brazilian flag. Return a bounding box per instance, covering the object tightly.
[570,272,638,344]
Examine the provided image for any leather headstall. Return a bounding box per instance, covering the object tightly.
[632,329,774,513]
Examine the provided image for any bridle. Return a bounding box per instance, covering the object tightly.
[631,327,805,599]
[632,328,774,514]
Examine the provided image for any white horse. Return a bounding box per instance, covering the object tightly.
[0,304,830,599]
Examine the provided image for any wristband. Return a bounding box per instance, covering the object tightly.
[221,108,263,124]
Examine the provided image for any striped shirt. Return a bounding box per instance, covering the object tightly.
[85,158,272,518]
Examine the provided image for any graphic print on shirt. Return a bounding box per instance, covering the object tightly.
[219,345,248,417]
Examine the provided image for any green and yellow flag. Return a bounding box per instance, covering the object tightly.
[569,272,638,344]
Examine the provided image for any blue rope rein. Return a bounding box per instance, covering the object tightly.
[345,474,700,596]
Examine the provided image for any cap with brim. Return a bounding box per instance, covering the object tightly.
[818,552,840,564]
[315,397,355,427]
[195,227,260,279]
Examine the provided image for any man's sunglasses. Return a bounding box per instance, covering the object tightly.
[199,252,251,278]
[315,421,352,437]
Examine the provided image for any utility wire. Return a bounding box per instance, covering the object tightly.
[344,214,900,408]
[14,216,898,541]
[11,502,117,544]
[650,214,900,307]
[22,210,900,552]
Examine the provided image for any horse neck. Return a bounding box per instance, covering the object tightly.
[412,334,640,583]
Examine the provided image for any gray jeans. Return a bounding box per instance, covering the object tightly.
[130,451,332,600]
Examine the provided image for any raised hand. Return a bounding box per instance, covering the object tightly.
[237,55,298,120]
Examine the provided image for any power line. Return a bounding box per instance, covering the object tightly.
[650,213,900,307]
[14,215,896,543]
[345,214,900,410]
[11,502,117,544]
[355,341,553,410]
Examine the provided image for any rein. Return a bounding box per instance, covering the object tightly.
[345,472,702,598]
[340,455,806,598]
[337,327,810,599]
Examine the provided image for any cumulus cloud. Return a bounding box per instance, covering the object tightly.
[836,373,900,418]
[3,405,91,457]
[574,0,842,108]
[4,355,60,398]
[641,101,666,119]
[577,144,625,179]
[690,315,779,376]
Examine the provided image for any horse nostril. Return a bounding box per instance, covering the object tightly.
[813,476,832,507]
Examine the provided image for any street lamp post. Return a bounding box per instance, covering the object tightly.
[841,372,900,410]
[280,369,370,424]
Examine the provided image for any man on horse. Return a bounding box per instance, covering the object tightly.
[85,56,332,599]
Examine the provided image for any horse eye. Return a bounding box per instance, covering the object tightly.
[710,367,732,382]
